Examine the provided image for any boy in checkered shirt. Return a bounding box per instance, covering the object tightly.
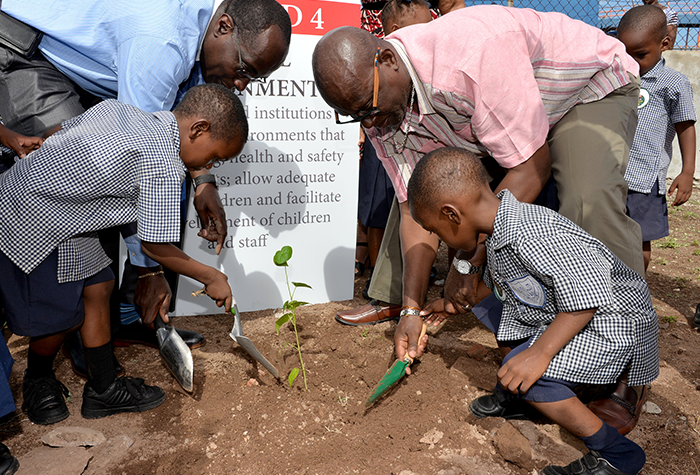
[618,5,696,273]
[0,84,246,425]
[407,148,659,475]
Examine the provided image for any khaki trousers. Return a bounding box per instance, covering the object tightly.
[367,78,645,302]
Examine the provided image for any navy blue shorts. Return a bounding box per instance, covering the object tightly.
[626,182,669,242]
[0,249,114,337]
[473,293,579,403]
[358,140,395,229]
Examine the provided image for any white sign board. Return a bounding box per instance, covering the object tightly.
[174,0,362,314]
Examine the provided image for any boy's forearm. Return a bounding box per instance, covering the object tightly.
[530,308,597,360]
[141,241,219,285]
[676,122,696,175]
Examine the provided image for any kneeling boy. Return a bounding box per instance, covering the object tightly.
[0,84,247,424]
[406,147,659,475]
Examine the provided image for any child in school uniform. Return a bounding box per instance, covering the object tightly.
[617,5,696,273]
[407,147,659,475]
[0,84,247,425]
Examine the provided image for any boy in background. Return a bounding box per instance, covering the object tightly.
[380,0,433,36]
[618,5,696,273]
[407,147,659,475]
[0,84,246,425]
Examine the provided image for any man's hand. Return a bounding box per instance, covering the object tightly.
[421,298,452,326]
[497,346,552,394]
[135,273,172,327]
[394,314,428,375]
[669,172,693,206]
[193,182,227,255]
[443,266,480,313]
[0,125,43,158]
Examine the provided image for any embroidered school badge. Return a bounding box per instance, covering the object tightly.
[505,275,546,308]
[638,88,650,109]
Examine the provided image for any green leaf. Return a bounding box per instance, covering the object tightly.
[275,313,292,334]
[288,367,299,387]
[283,300,308,312]
[273,246,293,267]
[292,282,312,289]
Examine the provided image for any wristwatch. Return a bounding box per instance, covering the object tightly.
[453,258,480,275]
[193,173,218,191]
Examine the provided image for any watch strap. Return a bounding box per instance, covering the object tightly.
[193,173,218,190]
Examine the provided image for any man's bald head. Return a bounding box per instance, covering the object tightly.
[312,27,379,110]
[408,147,490,217]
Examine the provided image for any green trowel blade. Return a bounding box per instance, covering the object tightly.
[365,358,410,407]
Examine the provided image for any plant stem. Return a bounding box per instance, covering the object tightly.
[285,266,307,390]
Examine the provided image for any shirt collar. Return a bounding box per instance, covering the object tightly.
[487,189,523,250]
[642,57,665,80]
[196,0,226,61]
[152,111,185,172]
[386,39,435,120]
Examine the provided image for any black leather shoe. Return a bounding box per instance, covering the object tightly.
[61,332,124,380]
[21,371,70,425]
[113,321,205,349]
[541,451,637,475]
[468,389,540,420]
[0,443,19,475]
[81,376,166,419]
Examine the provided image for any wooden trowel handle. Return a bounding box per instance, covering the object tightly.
[405,322,428,365]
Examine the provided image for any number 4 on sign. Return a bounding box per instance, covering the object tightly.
[311,8,324,29]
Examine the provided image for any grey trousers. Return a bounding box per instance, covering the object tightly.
[367,79,645,303]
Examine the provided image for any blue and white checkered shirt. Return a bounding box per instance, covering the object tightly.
[0,100,186,283]
[483,190,659,386]
[624,58,696,194]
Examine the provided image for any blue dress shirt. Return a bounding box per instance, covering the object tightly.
[2,0,212,112]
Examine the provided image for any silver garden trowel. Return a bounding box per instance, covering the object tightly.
[229,303,279,378]
[192,288,279,379]
[155,313,194,393]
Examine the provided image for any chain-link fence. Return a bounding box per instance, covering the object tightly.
[464,1,700,50]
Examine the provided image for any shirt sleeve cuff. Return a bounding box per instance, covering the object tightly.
[124,234,160,268]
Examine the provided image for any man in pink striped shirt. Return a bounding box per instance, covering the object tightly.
[313,7,646,433]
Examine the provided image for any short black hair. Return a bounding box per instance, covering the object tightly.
[174,84,249,142]
[407,147,489,214]
[380,0,430,34]
[618,5,667,43]
[225,0,292,45]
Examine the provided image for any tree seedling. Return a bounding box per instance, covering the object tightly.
[273,245,311,390]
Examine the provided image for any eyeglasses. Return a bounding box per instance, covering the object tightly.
[235,25,267,84]
[335,47,381,125]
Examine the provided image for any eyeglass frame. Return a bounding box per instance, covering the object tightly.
[235,25,267,84]
[334,47,381,125]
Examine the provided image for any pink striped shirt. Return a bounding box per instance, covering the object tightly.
[365,5,639,202]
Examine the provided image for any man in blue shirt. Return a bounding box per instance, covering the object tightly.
[0,0,291,371]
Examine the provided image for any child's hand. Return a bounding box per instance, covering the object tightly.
[203,271,233,312]
[669,172,694,206]
[497,347,552,394]
[421,298,456,326]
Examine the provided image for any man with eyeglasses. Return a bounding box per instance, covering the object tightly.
[0,0,290,382]
[313,6,649,435]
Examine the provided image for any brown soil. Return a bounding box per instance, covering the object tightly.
[3,186,700,475]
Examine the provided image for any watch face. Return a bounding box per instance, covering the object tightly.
[454,259,477,275]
